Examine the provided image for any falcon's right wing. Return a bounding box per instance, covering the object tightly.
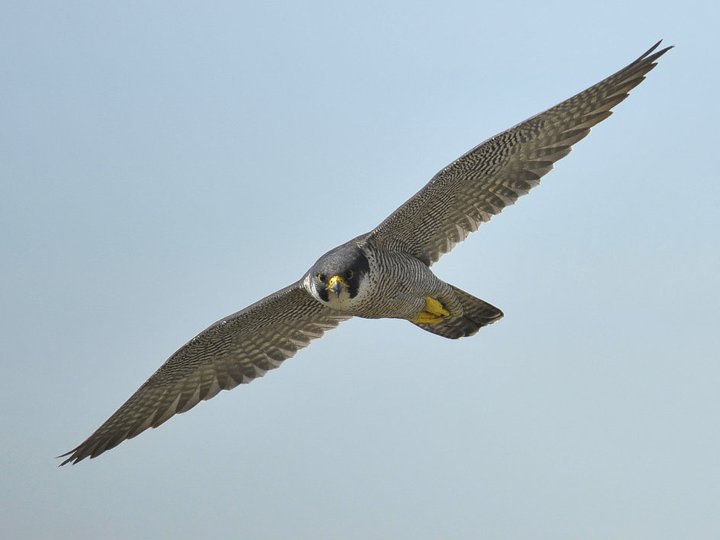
[60,282,349,464]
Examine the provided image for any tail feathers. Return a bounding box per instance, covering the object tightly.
[413,286,503,339]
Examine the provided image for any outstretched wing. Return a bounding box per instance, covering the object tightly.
[60,282,349,464]
[367,41,671,265]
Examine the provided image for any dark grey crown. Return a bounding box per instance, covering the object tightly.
[309,240,370,300]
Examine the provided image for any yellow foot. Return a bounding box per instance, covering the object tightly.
[410,296,450,324]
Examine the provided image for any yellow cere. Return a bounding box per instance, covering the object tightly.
[326,275,348,291]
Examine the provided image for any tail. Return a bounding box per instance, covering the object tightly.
[413,285,503,339]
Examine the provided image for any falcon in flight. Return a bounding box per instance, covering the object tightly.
[61,41,670,464]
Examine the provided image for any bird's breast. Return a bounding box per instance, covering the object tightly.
[351,246,442,320]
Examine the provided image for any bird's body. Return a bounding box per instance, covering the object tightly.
[307,238,443,319]
[61,41,671,465]
[305,236,502,336]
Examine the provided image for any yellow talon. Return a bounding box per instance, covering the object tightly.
[425,297,450,317]
[410,296,450,324]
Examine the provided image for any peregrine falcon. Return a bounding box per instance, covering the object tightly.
[60,41,670,464]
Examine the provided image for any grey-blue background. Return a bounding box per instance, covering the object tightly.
[2,1,718,539]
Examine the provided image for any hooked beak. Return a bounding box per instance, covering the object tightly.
[327,275,348,296]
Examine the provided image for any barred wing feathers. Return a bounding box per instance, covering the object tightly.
[368,42,671,265]
[60,284,349,464]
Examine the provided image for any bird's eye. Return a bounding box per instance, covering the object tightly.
[345,270,354,279]
[316,273,326,283]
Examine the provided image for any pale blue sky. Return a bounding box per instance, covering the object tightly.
[2,1,719,539]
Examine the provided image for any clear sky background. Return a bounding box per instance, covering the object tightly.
[2,1,719,539]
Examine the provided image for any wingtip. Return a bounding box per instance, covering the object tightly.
[56,449,81,466]
[56,442,96,466]
[642,39,674,61]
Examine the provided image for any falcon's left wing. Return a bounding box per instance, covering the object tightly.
[367,41,671,266]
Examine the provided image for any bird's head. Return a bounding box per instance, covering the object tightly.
[305,241,370,311]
